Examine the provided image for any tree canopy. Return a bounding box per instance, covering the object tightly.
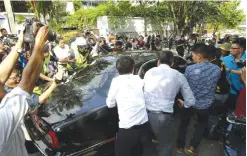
[27,1,68,31]
[206,1,245,33]
[28,0,245,36]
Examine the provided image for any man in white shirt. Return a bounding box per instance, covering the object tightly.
[106,56,151,156]
[0,26,49,156]
[144,51,195,156]
[54,39,75,81]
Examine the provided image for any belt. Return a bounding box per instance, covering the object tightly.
[121,122,149,130]
[147,110,172,115]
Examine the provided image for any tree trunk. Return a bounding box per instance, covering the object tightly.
[213,25,218,34]
[170,3,178,37]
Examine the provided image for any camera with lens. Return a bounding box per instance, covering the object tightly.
[0,34,18,52]
[6,34,18,45]
[236,60,246,68]
[23,18,57,47]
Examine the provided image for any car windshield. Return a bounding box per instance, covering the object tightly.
[42,56,118,124]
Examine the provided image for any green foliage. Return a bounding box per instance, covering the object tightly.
[61,30,80,43]
[26,1,35,13]
[48,1,68,32]
[66,2,111,30]
[66,1,170,30]
[35,1,53,21]
[29,0,68,31]
[15,15,26,24]
[207,0,245,31]
[65,1,245,35]
[73,0,82,11]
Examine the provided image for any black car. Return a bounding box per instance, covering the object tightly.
[24,52,187,156]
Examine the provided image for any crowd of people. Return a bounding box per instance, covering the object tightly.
[0,21,246,156]
[90,33,163,56]
[107,37,246,156]
[0,24,98,155]
[0,25,53,156]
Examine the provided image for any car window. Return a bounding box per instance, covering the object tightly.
[43,57,118,123]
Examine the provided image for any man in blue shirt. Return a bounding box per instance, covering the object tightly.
[221,39,246,110]
[177,44,221,155]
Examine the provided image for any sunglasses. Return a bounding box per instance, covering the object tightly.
[230,47,240,49]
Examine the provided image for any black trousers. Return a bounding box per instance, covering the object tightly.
[115,122,151,156]
[177,107,210,149]
[225,93,239,110]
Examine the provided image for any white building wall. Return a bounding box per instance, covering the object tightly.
[97,16,166,38]
[66,2,75,14]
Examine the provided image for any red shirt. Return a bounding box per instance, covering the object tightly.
[234,86,246,117]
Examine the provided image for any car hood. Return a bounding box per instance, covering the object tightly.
[41,53,157,128]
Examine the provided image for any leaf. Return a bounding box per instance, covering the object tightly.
[15,15,26,24]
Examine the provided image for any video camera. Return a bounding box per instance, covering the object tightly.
[23,18,57,52]
[236,60,246,68]
[0,34,18,50]
[83,30,96,47]
[1,18,57,55]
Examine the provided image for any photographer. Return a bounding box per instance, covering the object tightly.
[0,28,8,38]
[0,28,25,101]
[0,26,49,156]
[0,41,8,63]
[4,48,57,107]
[40,44,57,80]
[0,28,11,52]
[208,46,230,111]
[221,39,246,110]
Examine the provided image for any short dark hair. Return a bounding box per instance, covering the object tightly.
[157,51,174,66]
[215,48,222,59]
[233,38,246,51]
[56,37,63,44]
[191,43,210,59]
[207,45,217,59]
[0,28,6,33]
[115,41,123,46]
[116,56,135,75]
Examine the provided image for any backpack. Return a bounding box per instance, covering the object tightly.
[211,59,230,94]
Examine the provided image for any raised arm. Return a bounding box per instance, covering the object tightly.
[18,26,49,94]
[40,73,54,82]
[39,81,57,104]
[0,30,24,85]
